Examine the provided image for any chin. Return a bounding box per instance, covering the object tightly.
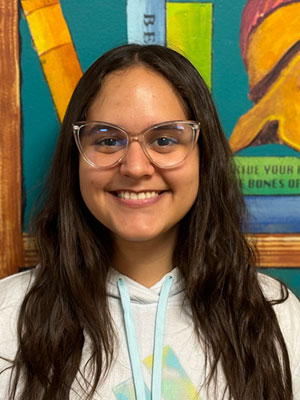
[112,222,178,244]
[111,223,170,242]
[115,231,160,242]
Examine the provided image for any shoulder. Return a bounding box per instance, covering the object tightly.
[0,270,36,397]
[0,268,36,309]
[0,269,37,358]
[258,272,300,307]
[258,272,300,394]
[257,272,300,329]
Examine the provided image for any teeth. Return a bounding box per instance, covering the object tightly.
[117,191,159,200]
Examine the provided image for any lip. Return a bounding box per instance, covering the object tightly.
[108,190,168,207]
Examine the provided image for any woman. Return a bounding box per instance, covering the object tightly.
[0,44,299,399]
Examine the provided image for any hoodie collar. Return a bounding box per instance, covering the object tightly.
[107,267,184,305]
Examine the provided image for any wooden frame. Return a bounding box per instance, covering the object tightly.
[250,233,300,267]
[0,1,24,279]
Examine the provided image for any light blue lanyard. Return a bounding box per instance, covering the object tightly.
[117,276,173,400]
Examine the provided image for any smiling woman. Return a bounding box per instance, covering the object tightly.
[79,66,199,273]
[0,44,300,400]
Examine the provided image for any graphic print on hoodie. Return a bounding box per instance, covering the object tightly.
[113,346,201,399]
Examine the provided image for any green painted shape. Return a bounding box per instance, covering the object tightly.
[235,157,300,195]
[166,2,213,88]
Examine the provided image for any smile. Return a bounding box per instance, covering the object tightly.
[115,191,161,200]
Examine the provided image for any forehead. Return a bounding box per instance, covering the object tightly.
[99,65,178,97]
[86,65,187,130]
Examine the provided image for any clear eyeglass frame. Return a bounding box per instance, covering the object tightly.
[72,120,200,169]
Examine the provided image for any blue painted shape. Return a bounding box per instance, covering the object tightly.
[244,196,300,233]
[127,0,165,45]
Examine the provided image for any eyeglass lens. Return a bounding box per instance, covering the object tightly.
[77,122,196,168]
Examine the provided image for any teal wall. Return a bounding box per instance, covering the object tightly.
[20,0,300,299]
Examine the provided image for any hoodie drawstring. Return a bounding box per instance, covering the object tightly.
[117,276,173,400]
[151,276,173,399]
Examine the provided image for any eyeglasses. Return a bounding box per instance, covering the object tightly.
[73,120,200,169]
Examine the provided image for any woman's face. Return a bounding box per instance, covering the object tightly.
[79,65,199,243]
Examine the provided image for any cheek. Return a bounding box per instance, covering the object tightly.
[186,166,199,209]
[167,153,199,207]
[79,163,104,205]
[79,167,91,200]
[79,159,106,189]
[184,151,200,199]
[79,174,93,213]
[186,170,199,205]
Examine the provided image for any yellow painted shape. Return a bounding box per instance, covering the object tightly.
[167,2,212,89]
[24,4,72,55]
[40,44,82,122]
[21,0,82,121]
[246,3,300,88]
[229,52,300,153]
[22,0,59,15]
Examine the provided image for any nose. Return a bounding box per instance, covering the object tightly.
[119,141,155,178]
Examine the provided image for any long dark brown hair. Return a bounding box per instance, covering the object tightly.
[5,44,291,399]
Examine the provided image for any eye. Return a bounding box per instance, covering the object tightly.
[82,124,127,152]
[96,137,124,147]
[153,136,178,147]
[146,127,181,153]
[92,136,127,153]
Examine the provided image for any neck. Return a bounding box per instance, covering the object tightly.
[112,228,177,287]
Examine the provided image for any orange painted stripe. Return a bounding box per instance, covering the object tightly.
[21,0,83,121]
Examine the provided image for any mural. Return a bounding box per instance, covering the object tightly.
[22,0,212,120]
[229,0,300,205]
[0,1,300,285]
[231,0,300,153]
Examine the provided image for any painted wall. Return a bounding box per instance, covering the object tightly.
[18,0,300,297]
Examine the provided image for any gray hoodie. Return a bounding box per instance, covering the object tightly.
[0,268,300,399]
